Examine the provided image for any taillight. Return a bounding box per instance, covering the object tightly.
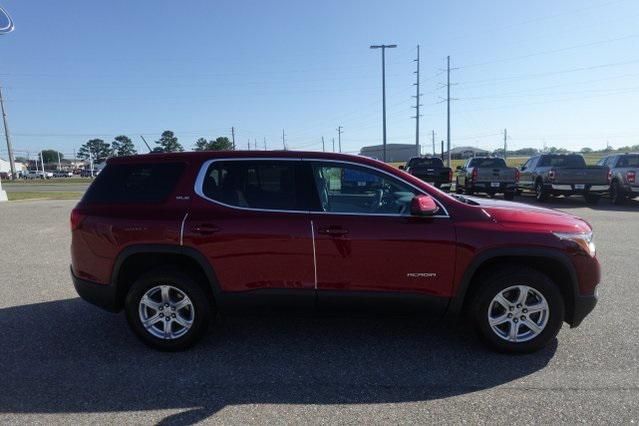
[70,208,85,231]
[448,169,453,182]
[628,171,636,183]
[515,169,520,182]
[471,168,478,183]
[548,170,555,181]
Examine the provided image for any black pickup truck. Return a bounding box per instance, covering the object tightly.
[518,154,609,204]
[400,157,452,190]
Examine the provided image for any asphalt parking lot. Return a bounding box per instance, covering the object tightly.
[0,196,637,424]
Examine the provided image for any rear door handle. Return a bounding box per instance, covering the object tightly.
[193,224,220,235]
[318,226,349,236]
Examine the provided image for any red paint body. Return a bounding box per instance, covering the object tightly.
[71,151,600,318]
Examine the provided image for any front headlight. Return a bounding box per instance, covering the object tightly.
[553,231,596,257]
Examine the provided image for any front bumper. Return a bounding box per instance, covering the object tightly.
[71,266,120,312]
[569,290,598,328]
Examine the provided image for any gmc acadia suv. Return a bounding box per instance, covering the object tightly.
[70,151,600,353]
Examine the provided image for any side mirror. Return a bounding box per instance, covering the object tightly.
[456,165,462,171]
[410,195,439,217]
[399,165,405,170]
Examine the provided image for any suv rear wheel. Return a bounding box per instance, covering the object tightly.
[471,267,564,354]
[125,268,212,351]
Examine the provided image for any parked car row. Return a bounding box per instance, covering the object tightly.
[402,153,639,205]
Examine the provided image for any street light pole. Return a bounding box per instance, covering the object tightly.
[370,44,397,162]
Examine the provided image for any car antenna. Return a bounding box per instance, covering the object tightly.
[139,135,152,153]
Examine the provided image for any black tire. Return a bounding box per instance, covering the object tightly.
[503,191,515,201]
[125,268,212,351]
[455,179,463,194]
[465,187,474,196]
[584,193,600,205]
[610,180,625,205]
[535,180,549,202]
[470,266,564,354]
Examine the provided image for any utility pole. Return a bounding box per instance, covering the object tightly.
[39,151,45,176]
[139,135,152,152]
[503,129,508,161]
[337,126,343,153]
[446,56,452,167]
[57,151,61,170]
[432,130,436,156]
[231,127,236,150]
[0,85,16,179]
[412,45,422,153]
[321,136,325,152]
[263,137,267,150]
[282,129,287,150]
[332,138,335,152]
[441,141,444,162]
[370,44,397,162]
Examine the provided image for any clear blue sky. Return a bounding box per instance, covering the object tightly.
[1,0,639,159]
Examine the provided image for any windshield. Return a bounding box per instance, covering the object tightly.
[409,158,444,168]
[468,158,507,168]
[538,155,586,167]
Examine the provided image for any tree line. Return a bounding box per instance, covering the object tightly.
[73,131,234,162]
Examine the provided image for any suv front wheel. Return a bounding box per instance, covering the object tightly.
[125,268,212,351]
[471,267,564,354]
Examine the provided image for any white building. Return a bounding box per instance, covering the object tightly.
[0,156,26,175]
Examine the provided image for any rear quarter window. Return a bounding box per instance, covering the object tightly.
[82,162,186,204]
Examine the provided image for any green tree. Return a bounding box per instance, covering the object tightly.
[111,135,137,157]
[40,149,63,163]
[77,139,112,161]
[154,130,184,152]
[208,136,233,151]
[193,137,210,151]
[580,147,593,153]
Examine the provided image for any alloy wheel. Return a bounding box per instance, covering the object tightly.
[487,285,549,343]
[138,285,194,340]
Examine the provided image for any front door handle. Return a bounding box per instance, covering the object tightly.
[192,224,220,235]
[318,226,349,236]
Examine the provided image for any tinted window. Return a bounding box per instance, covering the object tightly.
[468,158,507,168]
[83,162,185,204]
[312,162,416,215]
[201,160,318,211]
[617,155,639,167]
[538,155,586,167]
[409,158,444,168]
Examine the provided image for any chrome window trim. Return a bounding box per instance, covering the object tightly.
[193,157,450,219]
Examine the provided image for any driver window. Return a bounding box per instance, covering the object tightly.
[311,163,416,215]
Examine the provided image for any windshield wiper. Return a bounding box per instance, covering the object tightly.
[451,193,480,205]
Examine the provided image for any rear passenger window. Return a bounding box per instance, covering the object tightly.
[200,160,318,211]
[83,162,185,204]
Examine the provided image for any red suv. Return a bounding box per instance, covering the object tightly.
[70,151,599,353]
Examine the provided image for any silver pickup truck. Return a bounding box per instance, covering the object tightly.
[597,153,639,204]
[518,154,609,204]
[455,157,518,200]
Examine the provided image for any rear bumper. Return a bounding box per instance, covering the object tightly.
[570,290,598,328]
[71,266,120,312]
[550,183,608,194]
[471,182,517,192]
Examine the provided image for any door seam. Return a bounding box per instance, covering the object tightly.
[310,219,317,290]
